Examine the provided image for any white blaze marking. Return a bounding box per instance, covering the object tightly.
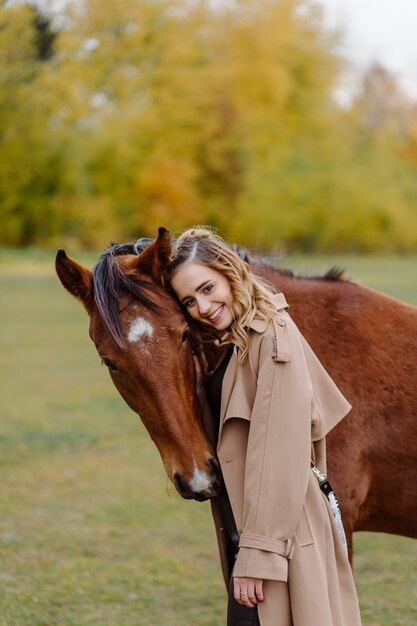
[127,316,154,344]
[190,463,212,493]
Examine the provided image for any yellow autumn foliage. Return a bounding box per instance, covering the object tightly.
[1,0,416,251]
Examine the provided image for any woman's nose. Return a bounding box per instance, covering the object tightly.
[196,297,211,316]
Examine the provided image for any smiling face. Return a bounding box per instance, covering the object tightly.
[170,262,235,331]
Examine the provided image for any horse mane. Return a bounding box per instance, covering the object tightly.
[256,260,349,282]
[92,239,162,348]
[238,250,349,283]
[321,266,348,281]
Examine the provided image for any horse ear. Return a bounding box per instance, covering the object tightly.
[136,226,172,284]
[55,249,95,314]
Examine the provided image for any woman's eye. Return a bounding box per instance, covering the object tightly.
[181,328,190,343]
[102,358,118,371]
[184,298,195,308]
[203,284,214,294]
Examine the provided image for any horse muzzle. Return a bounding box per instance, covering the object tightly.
[173,457,223,502]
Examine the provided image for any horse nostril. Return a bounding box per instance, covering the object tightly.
[207,456,220,473]
[173,472,194,500]
[206,456,223,489]
[174,471,211,502]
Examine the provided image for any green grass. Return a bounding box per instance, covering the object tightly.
[1,249,416,625]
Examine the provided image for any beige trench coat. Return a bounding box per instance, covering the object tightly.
[200,293,362,626]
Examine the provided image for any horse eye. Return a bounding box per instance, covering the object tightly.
[181,328,190,343]
[102,358,118,371]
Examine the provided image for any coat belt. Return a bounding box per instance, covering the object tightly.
[239,533,294,560]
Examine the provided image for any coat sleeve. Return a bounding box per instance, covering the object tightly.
[233,313,313,582]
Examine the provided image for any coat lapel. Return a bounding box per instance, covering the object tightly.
[217,292,289,444]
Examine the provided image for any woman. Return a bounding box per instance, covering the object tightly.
[167,227,362,626]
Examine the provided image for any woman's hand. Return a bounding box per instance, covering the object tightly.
[233,576,264,608]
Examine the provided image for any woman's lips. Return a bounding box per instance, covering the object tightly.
[208,305,224,324]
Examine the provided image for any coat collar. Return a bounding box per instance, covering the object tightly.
[247,292,289,333]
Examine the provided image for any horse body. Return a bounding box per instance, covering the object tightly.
[258,265,417,546]
[56,231,417,556]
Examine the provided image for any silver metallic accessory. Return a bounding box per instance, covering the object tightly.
[311,464,348,555]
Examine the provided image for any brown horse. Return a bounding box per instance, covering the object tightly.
[56,229,222,502]
[55,228,417,558]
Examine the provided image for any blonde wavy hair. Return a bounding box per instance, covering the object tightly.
[166,226,278,364]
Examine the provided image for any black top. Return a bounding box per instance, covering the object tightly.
[205,344,234,441]
[205,344,240,552]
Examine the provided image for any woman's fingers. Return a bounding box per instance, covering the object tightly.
[233,577,253,607]
[255,578,264,602]
[233,577,243,604]
[247,583,257,606]
[233,577,263,607]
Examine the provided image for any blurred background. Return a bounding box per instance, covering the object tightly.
[1,2,416,625]
[1,0,417,252]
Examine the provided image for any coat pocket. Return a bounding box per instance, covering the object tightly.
[295,504,315,547]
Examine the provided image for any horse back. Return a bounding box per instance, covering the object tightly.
[256,263,417,541]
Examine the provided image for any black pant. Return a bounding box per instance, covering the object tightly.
[227,574,260,626]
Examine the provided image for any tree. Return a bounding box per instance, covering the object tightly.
[2,0,416,250]
[0,2,62,244]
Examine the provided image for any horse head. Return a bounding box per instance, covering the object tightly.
[55,227,222,502]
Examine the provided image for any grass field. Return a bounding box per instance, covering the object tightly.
[1,248,416,626]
